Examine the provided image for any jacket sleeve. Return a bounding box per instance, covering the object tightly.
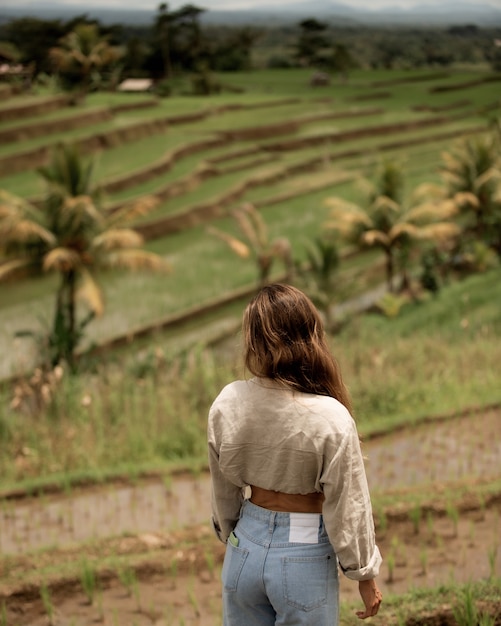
[208,407,244,543]
[320,417,382,581]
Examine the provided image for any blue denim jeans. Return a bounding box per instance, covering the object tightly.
[222,500,339,626]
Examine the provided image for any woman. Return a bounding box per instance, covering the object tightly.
[208,283,382,625]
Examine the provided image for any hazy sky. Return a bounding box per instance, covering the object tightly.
[9,0,501,10]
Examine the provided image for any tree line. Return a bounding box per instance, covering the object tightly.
[1,7,501,96]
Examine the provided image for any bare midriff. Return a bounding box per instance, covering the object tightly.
[250,485,324,513]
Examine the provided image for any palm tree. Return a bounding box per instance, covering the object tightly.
[440,134,501,253]
[50,23,124,103]
[0,144,169,368]
[207,202,293,288]
[324,162,460,292]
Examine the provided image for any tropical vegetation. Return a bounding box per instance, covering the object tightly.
[440,133,501,254]
[324,161,460,291]
[1,10,501,92]
[0,144,169,368]
[49,22,124,102]
[208,202,293,287]
[0,9,500,618]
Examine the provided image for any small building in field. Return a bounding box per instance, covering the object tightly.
[117,78,154,92]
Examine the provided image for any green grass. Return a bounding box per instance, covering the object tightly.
[0,180,318,379]
[0,267,499,491]
[0,112,494,380]
[0,105,112,133]
[336,268,501,433]
[0,92,67,111]
[339,578,501,626]
[0,66,499,383]
[0,524,499,625]
[0,115,139,159]
[0,68,500,626]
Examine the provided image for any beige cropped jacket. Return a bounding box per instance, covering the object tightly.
[207,377,382,581]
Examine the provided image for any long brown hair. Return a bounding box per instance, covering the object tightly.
[242,283,352,411]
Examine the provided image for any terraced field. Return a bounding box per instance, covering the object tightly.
[0,68,499,378]
[1,67,500,625]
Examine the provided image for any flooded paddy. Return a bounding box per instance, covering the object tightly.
[0,408,499,556]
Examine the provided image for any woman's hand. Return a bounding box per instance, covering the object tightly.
[356,579,382,619]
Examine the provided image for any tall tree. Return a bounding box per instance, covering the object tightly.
[207,203,293,288]
[50,23,124,102]
[172,4,206,70]
[440,134,501,253]
[204,25,261,72]
[154,2,206,78]
[1,17,67,76]
[294,18,330,68]
[324,162,460,291]
[0,144,169,369]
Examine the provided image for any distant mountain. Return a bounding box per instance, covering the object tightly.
[1,0,501,27]
[245,0,501,26]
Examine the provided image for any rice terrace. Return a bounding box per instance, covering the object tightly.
[0,4,501,624]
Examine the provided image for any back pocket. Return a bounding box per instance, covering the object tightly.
[222,543,249,592]
[282,554,333,611]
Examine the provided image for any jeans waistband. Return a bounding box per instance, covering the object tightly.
[241,499,323,526]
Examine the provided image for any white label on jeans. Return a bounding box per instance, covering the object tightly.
[289,513,320,544]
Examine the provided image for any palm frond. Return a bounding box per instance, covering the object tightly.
[0,190,47,228]
[38,143,93,197]
[76,268,104,317]
[325,199,374,238]
[49,47,70,70]
[440,150,461,171]
[475,167,501,191]
[102,249,170,272]
[453,191,480,209]
[356,176,375,199]
[405,201,458,224]
[435,199,460,219]
[0,258,33,281]
[106,196,158,227]
[0,190,24,217]
[420,223,461,242]
[362,230,390,247]
[410,182,445,202]
[326,210,373,232]
[63,195,103,224]
[441,170,466,189]
[232,206,260,250]
[389,223,420,240]
[70,49,89,66]
[207,226,250,258]
[0,219,56,246]
[91,228,143,252]
[372,195,401,214]
[242,203,268,249]
[324,197,361,214]
[43,247,81,272]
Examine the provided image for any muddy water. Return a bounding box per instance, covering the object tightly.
[0,409,499,556]
[365,407,501,493]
